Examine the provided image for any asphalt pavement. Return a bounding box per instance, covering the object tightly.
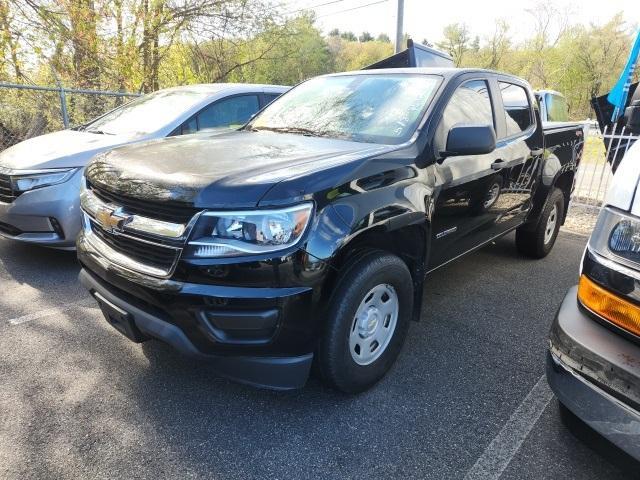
[0,231,638,479]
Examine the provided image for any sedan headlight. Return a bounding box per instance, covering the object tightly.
[10,168,78,193]
[185,203,314,258]
[588,206,640,267]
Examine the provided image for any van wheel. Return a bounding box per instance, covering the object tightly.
[317,250,413,393]
[516,187,564,258]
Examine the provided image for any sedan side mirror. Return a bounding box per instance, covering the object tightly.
[441,124,496,158]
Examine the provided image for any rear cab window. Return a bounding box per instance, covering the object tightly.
[498,81,534,137]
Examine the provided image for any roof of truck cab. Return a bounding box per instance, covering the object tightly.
[326,67,529,83]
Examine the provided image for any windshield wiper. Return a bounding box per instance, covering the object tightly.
[250,126,325,137]
[250,126,353,140]
[84,129,115,135]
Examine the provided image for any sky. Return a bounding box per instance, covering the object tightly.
[283,0,639,44]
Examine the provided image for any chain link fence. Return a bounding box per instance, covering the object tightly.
[0,82,140,152]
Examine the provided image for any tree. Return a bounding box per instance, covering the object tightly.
[333,39,393,71]
[359,32,373,42]
[340,31,357,41]
[0,1,22,80]
[436,23,470,67]
[481,19,511,70]
[376,33,390,43]
[329,28,340,37]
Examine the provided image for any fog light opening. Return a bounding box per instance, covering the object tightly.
[49,217,65,239]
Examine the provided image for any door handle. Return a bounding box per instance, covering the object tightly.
[491,159,506,170]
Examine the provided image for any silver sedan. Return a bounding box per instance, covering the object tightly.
[0,83,288,249]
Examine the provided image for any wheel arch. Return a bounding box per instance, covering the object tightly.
[553,169,575,224]
[321,222,428,323]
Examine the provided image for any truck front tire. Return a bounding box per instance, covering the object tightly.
[516,187,565,258]
[317,250,414,393]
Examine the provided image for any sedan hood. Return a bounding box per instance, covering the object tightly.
[86,130,393,208]
[0,130,137,170]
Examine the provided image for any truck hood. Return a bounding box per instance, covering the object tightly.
[0,130,138,170]
[86,130,393,208]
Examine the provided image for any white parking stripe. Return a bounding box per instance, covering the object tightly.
[8,297,97,325]
[464,375,554,480]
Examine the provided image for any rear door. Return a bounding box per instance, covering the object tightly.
[490,79,542,229]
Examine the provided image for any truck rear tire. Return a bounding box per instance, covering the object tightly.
[516,187,564,258]
[317,250,413,393]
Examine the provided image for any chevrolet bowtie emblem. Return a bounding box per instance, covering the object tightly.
[95,206,133,234]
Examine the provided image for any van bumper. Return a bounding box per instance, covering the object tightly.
[546,286,640,460]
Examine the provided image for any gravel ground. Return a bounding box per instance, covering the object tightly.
[563,203,599,236]
[0,232,638,480]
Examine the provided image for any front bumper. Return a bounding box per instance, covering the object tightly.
[80,268,313,390]
[547,286,640,459]
[0,169,83,248]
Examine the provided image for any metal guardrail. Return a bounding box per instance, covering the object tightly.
[0,82,140,152]
[571,125,639,210]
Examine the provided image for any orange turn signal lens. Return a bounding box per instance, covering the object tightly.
[578,275,640,337]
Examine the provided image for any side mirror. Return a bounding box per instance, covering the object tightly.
[625,101,640,134]
[441,124,496,158]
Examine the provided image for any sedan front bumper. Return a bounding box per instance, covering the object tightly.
[0,169,83,249]
[547,286,640,459]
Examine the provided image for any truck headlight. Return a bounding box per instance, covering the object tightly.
[185,203,313,258]
[588,206,640,267]
[10,168,78,193]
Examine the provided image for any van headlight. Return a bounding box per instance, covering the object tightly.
[10,168,78,193]
[184,203,313,258]
[589,206,640,266]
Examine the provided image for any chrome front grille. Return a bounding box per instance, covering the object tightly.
[90,220,180,273]
[89,182,198,224]
[0,174,19,203]
[80,185,199,278]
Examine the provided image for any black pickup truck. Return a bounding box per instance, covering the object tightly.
[77,68,585,392]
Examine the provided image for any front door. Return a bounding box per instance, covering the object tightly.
[429,78,509,269]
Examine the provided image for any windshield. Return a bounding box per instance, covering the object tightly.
[82,90,211,136]
[249,74,441,145]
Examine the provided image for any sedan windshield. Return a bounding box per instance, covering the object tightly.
[249,74,440,145]
[82,90,211,136]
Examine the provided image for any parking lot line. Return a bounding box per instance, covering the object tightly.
[7,297,97,325]
[463,374,554,480]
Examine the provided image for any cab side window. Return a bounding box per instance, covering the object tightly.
[437,80,494,151]
[499,82,533,137]
[197,95,260,131]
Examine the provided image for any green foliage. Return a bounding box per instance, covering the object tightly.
[0,0,637,123]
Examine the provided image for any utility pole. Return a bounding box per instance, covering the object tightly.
[394,0,404,53]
